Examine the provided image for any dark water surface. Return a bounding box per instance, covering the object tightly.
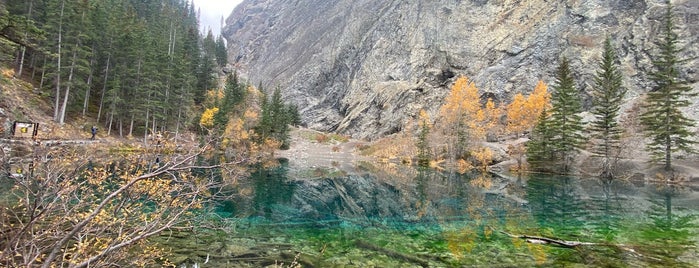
[186,160,699,267]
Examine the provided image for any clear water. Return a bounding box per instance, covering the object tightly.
[184,160,699,267]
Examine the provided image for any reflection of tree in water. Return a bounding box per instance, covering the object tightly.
[250,159,296,218]
[414,167,430,219]
[588,179,625,242]
[527,175,585,236]
[635,185,698,266]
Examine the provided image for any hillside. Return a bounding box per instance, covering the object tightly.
[0,69,93,141]
[224,0,699,139]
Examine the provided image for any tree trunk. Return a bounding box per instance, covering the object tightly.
[30,53,38,81]
[107,109,113,136]
[16,0,34,78]
[144,109,150,145]
[59,45,78,125]
[39,56,46,89]
[97,55,110,122]
[54,0,66,122]
[175,104,182,143]
[129,114,134,137]
[83,51,95,116]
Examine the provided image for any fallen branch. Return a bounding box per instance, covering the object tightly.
[491,227,646,258]
[497,230,598,248]
[355,240,429,267]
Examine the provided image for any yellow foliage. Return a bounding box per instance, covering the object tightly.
[204,89,224,107]
[437,76,503,161]
[456,159,472,174]
[244,108,258,121]
[470,174,493,189]
[1,68,15,78]
[506,93,528,135]
[506,80,550,136]
[439,76,482,134]
[472,147,493,171]
[199,107,219,127]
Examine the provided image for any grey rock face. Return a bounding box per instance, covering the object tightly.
[224,0,698,139]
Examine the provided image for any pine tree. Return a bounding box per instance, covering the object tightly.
[590,38,627,179]
[549,57,585,172]
[640,1,697,172]
[215,35,228,67]
[286,103,301,126]
[416,109,431,167]
[526,108,554,171]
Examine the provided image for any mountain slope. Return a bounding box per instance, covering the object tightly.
[223,0,698,139]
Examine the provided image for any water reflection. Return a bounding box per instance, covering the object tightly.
[527,175,585,236]
[637,184,698,267]
[206,161,698,267]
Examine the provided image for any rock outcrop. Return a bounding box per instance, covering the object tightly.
[223,0,698,139]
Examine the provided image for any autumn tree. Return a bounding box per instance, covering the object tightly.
[525,81,551,127]
[0,141,246,267]
[640,1,697,172]
[505,81,550,137]
[438,76,498,160]
[549,57,585,172]
[589,38,627,179]
[506,93,528,136]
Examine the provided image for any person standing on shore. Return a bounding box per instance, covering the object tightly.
[91,126,97,140]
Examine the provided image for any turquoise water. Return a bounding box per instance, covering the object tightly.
[199,161,699,267]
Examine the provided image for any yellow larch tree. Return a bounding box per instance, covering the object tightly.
[438,76,503,162]
[505,80,551,137]
[524,80,551,127]
[438,76,484,159]
[199,107,219,128]
[506,93,528,136]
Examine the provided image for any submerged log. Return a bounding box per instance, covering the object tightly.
[492,227,643,258]
[499,231,599,248]
[355,240,429,267]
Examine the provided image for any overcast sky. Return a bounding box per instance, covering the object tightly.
[192,0,243,35]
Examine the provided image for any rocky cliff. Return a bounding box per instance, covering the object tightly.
[223,0,698,139]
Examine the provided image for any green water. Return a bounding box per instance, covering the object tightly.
[176,161,699,267]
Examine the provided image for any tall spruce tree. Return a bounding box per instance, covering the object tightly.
[640,1,697,172]
[590,38,627,179]
[526,108,555,171]
[416,109,431,167]
[549,57,585,172]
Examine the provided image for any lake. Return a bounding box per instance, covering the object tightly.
[163,159,699,267]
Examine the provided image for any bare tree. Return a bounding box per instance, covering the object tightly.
[1,140,246,267]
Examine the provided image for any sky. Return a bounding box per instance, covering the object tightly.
[192,0,243,35]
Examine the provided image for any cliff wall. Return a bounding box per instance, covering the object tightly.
[223,0,698,139]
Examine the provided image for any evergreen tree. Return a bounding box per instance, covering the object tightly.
[254,88,295,149]
[640,1,697,172]
[215,35,228,67]
[270,88,290,149]
[214,72,245,127]
[416,109,431,167]
[286,103,301,126]
[590,38,627,179]
[256,91,272,140]
[526,108,555,171]
[549,57,585,172]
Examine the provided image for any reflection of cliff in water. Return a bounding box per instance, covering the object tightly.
[218,161,698,235]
